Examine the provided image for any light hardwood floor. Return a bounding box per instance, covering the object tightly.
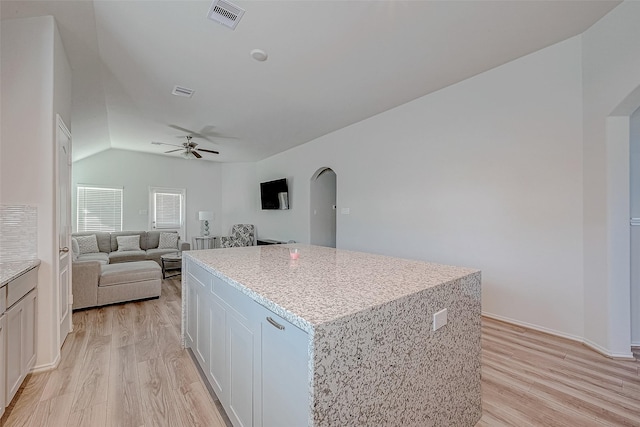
[2,278,639,426]
[1,277,231,427]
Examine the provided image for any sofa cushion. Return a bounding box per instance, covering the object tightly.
[71,237,80,255]
[109,250,146,263]
[99,261,161,287]
[77,252,110,265]
[110,231,147,251]
[116,235,141,251]
[72,232,111,253]
[76,235,99,254]
[158,232,179,249]
[71,237,79,261]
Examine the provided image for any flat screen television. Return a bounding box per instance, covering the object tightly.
[260,178,289,210]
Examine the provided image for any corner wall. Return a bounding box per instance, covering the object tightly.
[1,16,72,368]
[582,0,640,356]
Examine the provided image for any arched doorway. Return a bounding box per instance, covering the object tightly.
[310,168,336,248]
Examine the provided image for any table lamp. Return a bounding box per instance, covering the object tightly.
[198,211,214,236]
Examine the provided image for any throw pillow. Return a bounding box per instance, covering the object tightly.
[158,232,179,249]
[116,235,141,252]
[76,235,99,254]
[71,237,79,255]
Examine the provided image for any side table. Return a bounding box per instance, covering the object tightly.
[193,236,217,250]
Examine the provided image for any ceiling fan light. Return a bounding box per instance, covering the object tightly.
[181,151,196,159]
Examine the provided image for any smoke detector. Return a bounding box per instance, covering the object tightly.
[207,0,245,30]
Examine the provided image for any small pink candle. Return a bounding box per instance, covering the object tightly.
[289,248,300,260]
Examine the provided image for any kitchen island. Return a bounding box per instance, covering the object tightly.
[182,244,481,427]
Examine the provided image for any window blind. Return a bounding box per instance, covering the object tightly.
[76,186,123,232]
[153,191,182,229]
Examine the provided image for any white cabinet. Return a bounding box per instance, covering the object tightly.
[184,258,310,427]
[5,288,37,404]
[0,313,6,419]
[226,307,255,427]
[254,306,309,427]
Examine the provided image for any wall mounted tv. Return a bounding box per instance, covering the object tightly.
[260,178,289,210]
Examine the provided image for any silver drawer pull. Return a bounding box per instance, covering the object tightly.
[266,316,285,330]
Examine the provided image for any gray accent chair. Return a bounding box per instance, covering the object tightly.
[219,224,256,248]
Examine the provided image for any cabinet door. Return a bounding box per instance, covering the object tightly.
[257,308,310,427]
[185,277,196,348]
[6,295,25,402]
[208,294,227,398]
[227,308,255,427]
[195,289,211,367]
[23,291,37,373]
[0,314,6,418]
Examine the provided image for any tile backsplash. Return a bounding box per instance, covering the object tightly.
[0,205,38,262]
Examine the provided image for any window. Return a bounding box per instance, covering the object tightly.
[150,187,185,230]
[76,185,123,232]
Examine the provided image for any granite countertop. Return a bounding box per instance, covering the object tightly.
[0,260,41,287]
[185,245,478,332]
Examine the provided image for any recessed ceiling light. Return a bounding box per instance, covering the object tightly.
[250,49,268,62]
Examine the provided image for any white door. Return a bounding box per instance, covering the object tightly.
[56,115,72,344]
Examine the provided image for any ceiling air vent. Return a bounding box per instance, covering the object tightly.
[207,0,245,30]
[172,85,194,98]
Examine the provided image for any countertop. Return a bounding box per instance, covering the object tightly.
[0,260,41,287]
[184,244,478,332]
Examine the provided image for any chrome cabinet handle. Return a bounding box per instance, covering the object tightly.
[59,247,69,253]
[266,316,285,330]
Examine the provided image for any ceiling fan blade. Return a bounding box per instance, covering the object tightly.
[197,148,220,154]
[168,124,197,134]
[164,149,182,153]
[192,151,202,159]
[152,141,183,147]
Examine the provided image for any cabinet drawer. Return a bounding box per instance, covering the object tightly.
[212,275,253,314]
[187,261,212,290]
[6,267,37,308]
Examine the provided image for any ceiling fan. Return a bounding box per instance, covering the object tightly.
[152,136,219,159]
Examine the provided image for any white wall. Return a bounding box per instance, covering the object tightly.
[223,37,586,340]
[1,16,72,368]
[582,0,640,356]
[72,149,222,244]
[219,162,260,238]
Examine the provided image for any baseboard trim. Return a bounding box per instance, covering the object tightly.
[481,311,635,361]
[30,352,61,374]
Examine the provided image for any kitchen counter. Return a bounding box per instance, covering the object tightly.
[183,244,482,426]
[183,244,478,332]
[0,260,41,287]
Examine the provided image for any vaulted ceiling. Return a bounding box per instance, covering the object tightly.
[1,0,620,162]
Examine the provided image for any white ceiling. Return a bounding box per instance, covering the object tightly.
[1,0,620,163]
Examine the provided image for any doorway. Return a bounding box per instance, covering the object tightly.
[310,168,336,248]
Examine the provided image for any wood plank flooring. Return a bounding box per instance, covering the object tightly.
[2,277,639,426]
[1,277,230,427]
[478,318,640,426]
